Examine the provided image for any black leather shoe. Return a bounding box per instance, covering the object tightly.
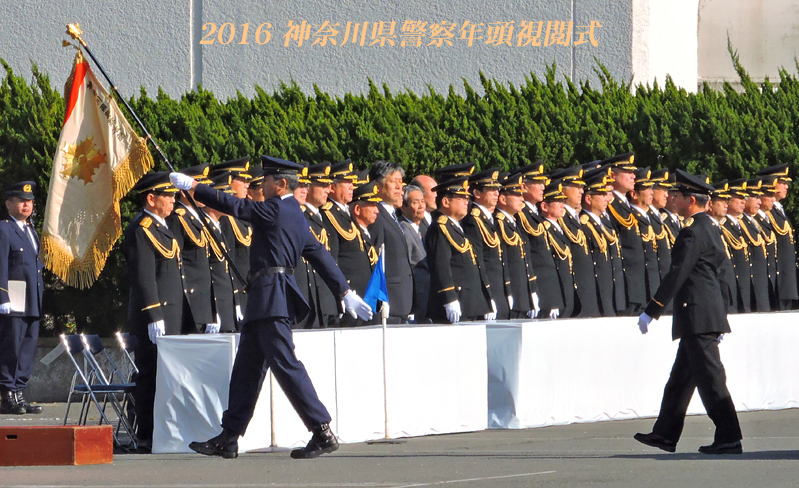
[698,440,743,455]
[14,391,42,414]
[291,423,339,459]
[634,432,677,453]
[0,390,25,415]
[188,429,239,459]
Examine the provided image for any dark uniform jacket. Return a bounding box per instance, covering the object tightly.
[322,202,374,298]
[194,186,349,323]
[296,205,340,328]
[630,206,661,303]
[425,215,492,322]
[649,207,673,281]
[580,211,616,316]
[602,212,628,314]
[607,193,646,308]
[754,211,779,309]
[462,205,507,319]
[739,213,771,312]
[202,215,238,332]
[123,212,186,336]
[167,204,214,329]
[517,204,564,315]
[764,206,799,303]
[368,204,415,318]
[561,209,599,317]
[720,217,752,313]
[495,210,537,315]
[220,215,251,312]
[645,212,732,340]
[543,219,576,318]
[0,217,43,318]
[659,208,682,247]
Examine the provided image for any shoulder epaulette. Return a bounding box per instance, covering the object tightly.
[471,208,481,217]
[684,217,695,227]
[322,201,333,210]
[720,217,727,225]
[579,214,590,225]
[437,215,448,224]
[544,220,551,229]
[496,212,505,221]
[140,216,153,229]
[301,204,307,212]
[175,208,186,217]
[660,211,668,220]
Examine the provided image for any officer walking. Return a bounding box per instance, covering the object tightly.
[0,181,44,415]
[635,170,742,455]
[171,156,372,460]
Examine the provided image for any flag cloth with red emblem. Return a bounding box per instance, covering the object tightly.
[41,50,153,288]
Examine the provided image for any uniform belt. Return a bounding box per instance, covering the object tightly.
[245,267,295,292]
[266,266,294,276]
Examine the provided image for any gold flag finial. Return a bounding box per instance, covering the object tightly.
[66,24,86,47]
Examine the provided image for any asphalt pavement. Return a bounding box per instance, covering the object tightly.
[2,405,799,487]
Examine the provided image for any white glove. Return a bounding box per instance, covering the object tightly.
[444,300,462,323]
[484,299,497,321]
[342,290,373,320]
[0,302,11,315]
[638,312,653,334]
[338,301,344,320]
[718,334,724,343]
[526,309,537,319]
[507,295,514,310]
[205,314,221,334]
[549,308,560,319]
[169,172,194,190]
[531,292,540,316]
[235,305,244,321]
[147,320,165,344]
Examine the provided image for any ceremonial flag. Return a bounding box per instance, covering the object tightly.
[363,245,389,312]
[41,50,153,288]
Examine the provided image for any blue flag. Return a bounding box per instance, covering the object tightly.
[363,251,388,312]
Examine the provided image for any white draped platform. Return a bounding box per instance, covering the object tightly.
[152,312,799,454]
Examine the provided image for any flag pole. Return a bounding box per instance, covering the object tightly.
[381,244,389,439]
[64,23,248,289]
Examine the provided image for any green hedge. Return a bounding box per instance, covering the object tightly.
[1,46,798,336]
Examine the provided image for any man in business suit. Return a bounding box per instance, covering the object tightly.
[756,164,798,310]
[172,156,372,460]
[0,181,44,415]
[368,160,415,323]
[398,184,429,322]
[425,177,492,323]
[603,153,646,315]
[635,170,742,455]
[123,172,187,448]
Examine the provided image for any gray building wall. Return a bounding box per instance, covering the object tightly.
[1,1,632,99]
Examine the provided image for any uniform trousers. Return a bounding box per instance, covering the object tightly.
[221,317,331,436]
[0,316,38,391]
[132,336,157,442]
[652,333,742,444]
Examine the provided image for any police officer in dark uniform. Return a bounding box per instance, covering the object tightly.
[635,170,742,455]
[740,179,771,312]
[720,179,752,313]
[167,164,217,333]
[462,168,504,320]
[494,172,538,318]
[754,176,780,309]
[123,172,186,448]
[579,168,616,316]
[211,158,252,320]
[628,168,661,303]
[603,153,646,315]
[649,169,674,284]
[298,163,339,329]
[554,166,600,317]
[202,173,240,332]
[756,164,798,310]
[708,181,738,314]
[173,157,372,459]
[0,181,44,415]
[539,179,576,318]
[247,163,265,202]
[342,181,382,326]
[515,163,562,319]
[425,177,492,323]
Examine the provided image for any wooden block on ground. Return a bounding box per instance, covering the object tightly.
[0,425,113,466]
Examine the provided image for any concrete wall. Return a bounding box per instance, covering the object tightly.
[1,0,642,100]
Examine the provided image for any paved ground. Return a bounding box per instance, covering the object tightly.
[2,405,799,487]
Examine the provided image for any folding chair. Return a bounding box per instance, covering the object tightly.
[60,334,138,449]
[115,331,139,383]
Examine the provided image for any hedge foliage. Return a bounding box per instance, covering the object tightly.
[1,46,798,336]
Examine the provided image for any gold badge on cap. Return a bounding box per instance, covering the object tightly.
[491,171,499,180]
[324,166,331,175]
[23,184,31,193]
[302,167,309,177]
[630,155,635,165]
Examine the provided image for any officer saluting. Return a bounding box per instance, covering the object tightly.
[635,170,742,455]
[171,156,372,460]
[0,181,44,415]
[123,172,186,449]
